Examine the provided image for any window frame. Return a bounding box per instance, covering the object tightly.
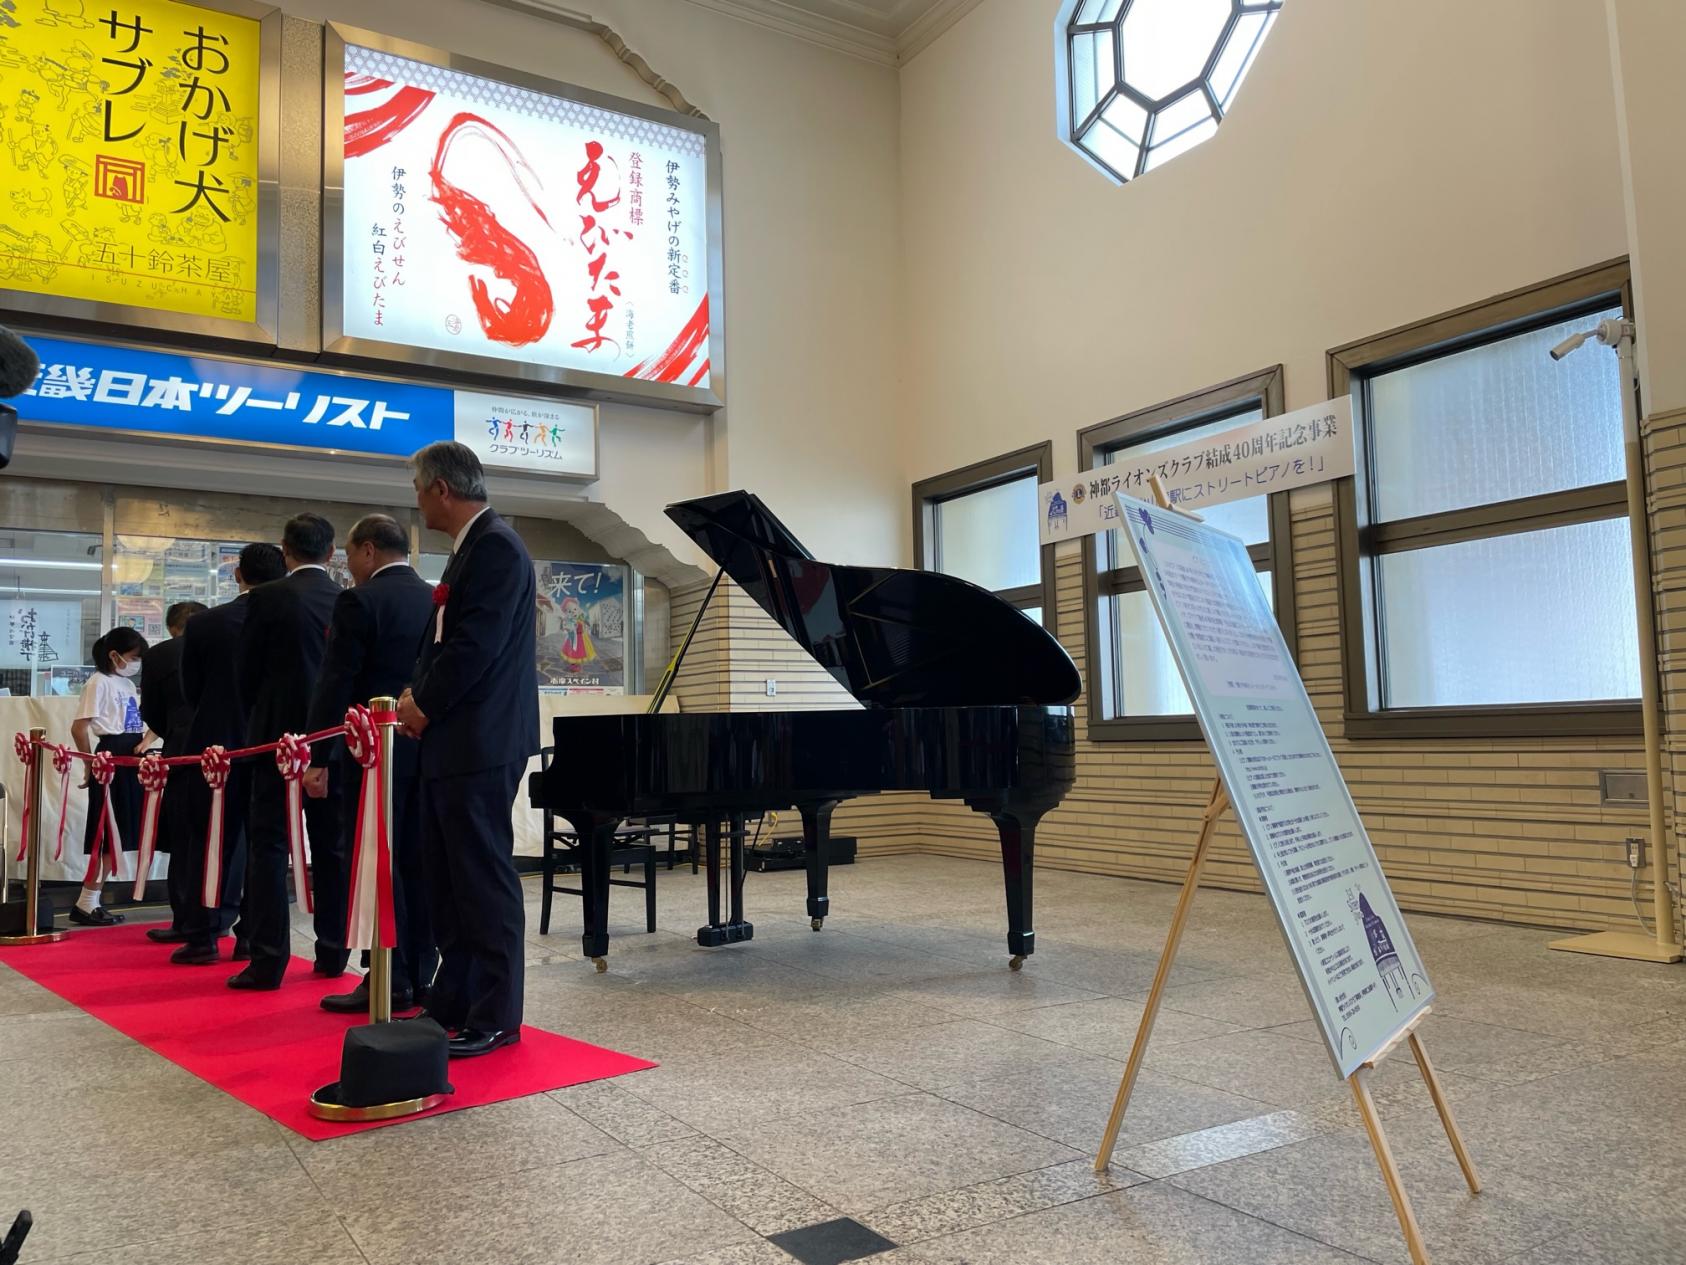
[1079,366,1294,742]
[912,442,1057,636]
[1330,258,1639,739]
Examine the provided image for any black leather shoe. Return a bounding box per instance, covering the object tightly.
[403,1009,462,1033]
[226,969,281,991]
[231,941,251,961]
[313,960,347,979]
[171,944,219,965]
[146,927,190,943]
[448,1028,520,1058]
[68,906,125,926]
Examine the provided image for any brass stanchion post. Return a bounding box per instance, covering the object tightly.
[308,700,446,1122]
[367,695,396,1025]
[0,729,67,946]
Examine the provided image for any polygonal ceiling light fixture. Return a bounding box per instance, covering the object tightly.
[1059,0,1284,184]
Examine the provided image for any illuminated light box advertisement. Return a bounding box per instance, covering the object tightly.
[18,333,597,480]
[1118,492,1432,1077]
[0,0,277,337]
[327,28,721,408]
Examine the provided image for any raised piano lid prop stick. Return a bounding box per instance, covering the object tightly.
[540,491,1080,972]
[1093,483,1480,1265]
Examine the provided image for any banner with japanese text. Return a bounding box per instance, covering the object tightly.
[534,562,626,694]
[335,37,714,396]
[1040,397,1354,544]
[0,0,263,323]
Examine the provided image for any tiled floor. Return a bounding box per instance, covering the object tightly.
[3,855,1685,1264]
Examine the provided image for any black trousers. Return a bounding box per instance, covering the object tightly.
[246,761,346,983]
[421,761,525,1032]
[339,758,436,998]
[176,762,250,950]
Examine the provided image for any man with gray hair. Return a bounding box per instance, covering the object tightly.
[397,442,538,1057]
[307,513,439,1014]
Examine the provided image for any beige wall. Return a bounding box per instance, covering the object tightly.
[863,0,1671,932]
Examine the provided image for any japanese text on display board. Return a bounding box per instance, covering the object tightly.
[337,42,712,391]
[0,0,261,322]
[1118,493,1432,1077]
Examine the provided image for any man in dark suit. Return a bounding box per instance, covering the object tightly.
[139,600,207,943]
[305,513,438,1014]
[174,544,286,965]
[397,442,537,1058]
[229,513,346,991]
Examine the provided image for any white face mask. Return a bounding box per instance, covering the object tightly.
[115,659,141,679]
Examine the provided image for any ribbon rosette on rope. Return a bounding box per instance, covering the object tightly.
[132,754,169,901]
[342,705,396,953]
[13,733,33,862]
[51,744,73,861]
[89,750,124,881]
[275,734,314,913]
[200,746,232,908]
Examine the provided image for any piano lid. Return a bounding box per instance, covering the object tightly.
[667,491,1081,708]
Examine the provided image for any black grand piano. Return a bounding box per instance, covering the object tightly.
[538,490,1079,971]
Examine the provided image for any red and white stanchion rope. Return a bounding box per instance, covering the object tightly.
[87,750,123,882]
[342,705,396,953]
[12,733,33,863]
[199,745,232,908]
[50,744,72,861]
[132,753,169,901]
[275,733,314,913]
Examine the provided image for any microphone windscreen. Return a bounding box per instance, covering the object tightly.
[0,326,38,398]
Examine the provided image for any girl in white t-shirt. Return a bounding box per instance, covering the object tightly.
[69,627,157,926]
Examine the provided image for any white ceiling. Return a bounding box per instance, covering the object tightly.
[678,0,982,65]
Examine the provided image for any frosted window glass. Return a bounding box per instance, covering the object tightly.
[1101,409,1269,562]
[934,476,1040,593]
[1378,519,1639,707]
[1111,569,1273,717]
[1369,308,1625,522]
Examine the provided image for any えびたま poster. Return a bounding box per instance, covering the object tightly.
[326,27,721,410]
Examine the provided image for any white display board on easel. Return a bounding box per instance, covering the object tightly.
[1094,488,1481,1265]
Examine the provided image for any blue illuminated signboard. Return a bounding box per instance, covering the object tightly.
[16,335,597,479]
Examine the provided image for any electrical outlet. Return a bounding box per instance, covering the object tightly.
[1626,837,1645,870]
[765,678,777,697]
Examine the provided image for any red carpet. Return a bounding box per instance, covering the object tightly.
[0,924,655,1140]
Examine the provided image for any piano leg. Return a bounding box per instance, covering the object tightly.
[989,806,1041,971]
[577,814,620,973]
[697,813,754,947]
[800,800,837,931]
[703,819,722,929]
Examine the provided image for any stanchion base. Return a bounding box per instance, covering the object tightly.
[307,1086,448,1122]
[0,930,68,946]
[1548,930,1682,964]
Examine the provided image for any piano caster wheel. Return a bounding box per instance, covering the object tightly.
[592,957,607,974]
[1009,955,1025,972]
[810,918,824,932]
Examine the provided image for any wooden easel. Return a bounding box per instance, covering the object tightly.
[1093,480,1480,1265]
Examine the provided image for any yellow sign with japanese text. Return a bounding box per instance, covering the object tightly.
[0,0,261,323]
